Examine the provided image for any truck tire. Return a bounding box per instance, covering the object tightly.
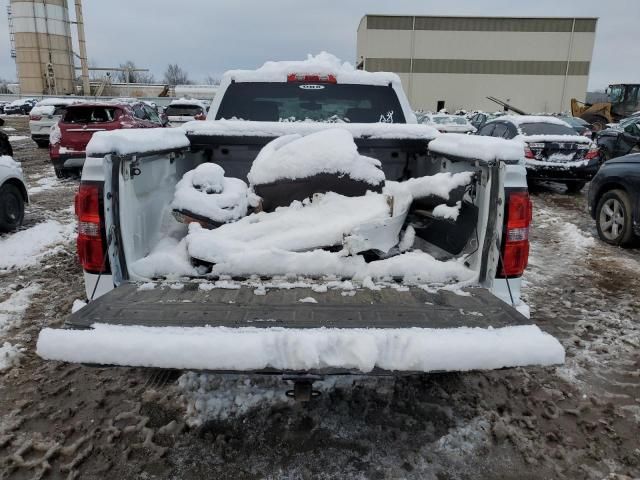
[0,183,25,232]
[595,189,635,247]
[582,114,608,132]
[35,139,49,148]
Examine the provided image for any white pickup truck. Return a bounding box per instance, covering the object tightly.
[37,54,563,390]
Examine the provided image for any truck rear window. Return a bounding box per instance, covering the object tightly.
[215,82,406,123]
[166,105,204,116]
[63,107,118,124]
[519,123,576,136]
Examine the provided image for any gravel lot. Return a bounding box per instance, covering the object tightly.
[0,116,638,480]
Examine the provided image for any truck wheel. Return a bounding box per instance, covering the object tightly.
[583,114,608,132]
[0,183,25,232]
[565,181,586,194]
[35,140,49,148]
[55,168,69,179]
[596,189,635,246]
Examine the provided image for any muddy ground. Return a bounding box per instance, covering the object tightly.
[0,116,638,480]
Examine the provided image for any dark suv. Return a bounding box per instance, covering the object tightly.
[49,101,165,177]
[476,115,601,193]
[588,153,640,246]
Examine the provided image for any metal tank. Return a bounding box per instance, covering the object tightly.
[9,0,76,95]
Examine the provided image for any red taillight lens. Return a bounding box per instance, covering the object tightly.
[524,146,535,159]
[287,73,337,83]
[30,114,42,121]
[75,183,108,273]
[584,144,600,160]
[194,112,206,120]
[498,190,532,278]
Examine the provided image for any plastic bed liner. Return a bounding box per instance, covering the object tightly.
[64,283,529,330]
[37,283,565,373]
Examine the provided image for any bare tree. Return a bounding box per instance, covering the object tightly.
[164,64,190,86]
[116,61,139,83]
[0,77,12,94]
[137,72,156,84]
[204,75,220,86]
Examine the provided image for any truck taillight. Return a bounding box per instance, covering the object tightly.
[75,183,108,273]
[584,144,600,160]
[287,73,337,83]
[194,112,206,120]
[498,189,532,278]
[30,114,42,121]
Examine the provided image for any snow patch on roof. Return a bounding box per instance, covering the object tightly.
[429,134,525,163]
[35,98,84,107]
[491,115,572,127]
[87,128,190,156]
[223,52,401,86]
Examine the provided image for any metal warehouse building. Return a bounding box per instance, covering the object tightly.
[356,15,598,113]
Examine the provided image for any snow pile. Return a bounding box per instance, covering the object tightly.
[559,223,595,249]
[223,51,401,87]
[186,191,393,262]
[0,284,41,333]
[433,202,462,221]
[131,237,198,280]
[398,172,474,201]
[37,323,565,372]
[86,128,190,157]
[0,342,23,371]
[248,129,385,186]
[0,220,74,270]
[429,134,524,163]
[172,163,249,223]
[8,135,29,142]
[185,119,438,140]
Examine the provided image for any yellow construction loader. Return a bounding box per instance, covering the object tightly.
[571,84,640,131]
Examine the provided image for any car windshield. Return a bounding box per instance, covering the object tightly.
[165,105,203,116]
[216,82,406,123]
[519,122,577,136]
[63,107,118,123]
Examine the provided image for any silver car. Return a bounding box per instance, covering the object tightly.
[29,98,84,148]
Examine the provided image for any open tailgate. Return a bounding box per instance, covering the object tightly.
[37,283,564,373]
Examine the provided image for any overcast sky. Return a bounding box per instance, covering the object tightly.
[1,0,638,90]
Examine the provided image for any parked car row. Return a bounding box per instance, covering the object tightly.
[1,98,38,115]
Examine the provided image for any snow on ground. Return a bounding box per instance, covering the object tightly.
[28,175,60,195]
[0,220,75,270]
[0,342,23,371]
[8,135,29,142]
[37,323,564,372]
[559,222,596,249]
[1,126,16,132]
[0,284,40,333]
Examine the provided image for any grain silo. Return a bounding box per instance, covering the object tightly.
[9,0,76,95]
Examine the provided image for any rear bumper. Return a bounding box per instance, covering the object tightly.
[52,154,86,171]
[37,323,564,373]
[526,158,600,182]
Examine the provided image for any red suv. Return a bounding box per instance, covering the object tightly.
[50,101,165,178]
